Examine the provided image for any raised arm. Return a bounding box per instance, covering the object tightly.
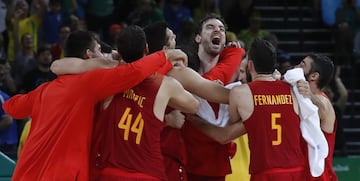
[50,57,119,75]
[165,76,199,114]
[167,66,229,104]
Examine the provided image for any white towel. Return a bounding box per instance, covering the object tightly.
[283,68,328,177]
[194,81,242,127]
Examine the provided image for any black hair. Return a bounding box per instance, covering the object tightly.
[143,21,168,53]
[307,53,335,89]
[116,25,147,63]
[248,39,277,74]
[64,31,97,58]
[196,13,227,35]
[36,45,51,58]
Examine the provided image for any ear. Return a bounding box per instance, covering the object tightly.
[195,34,201,43]
[85,49,92,59]
[309,72,319,81]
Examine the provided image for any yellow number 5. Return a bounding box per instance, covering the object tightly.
[271,113,282,145]
[118,107,144,144]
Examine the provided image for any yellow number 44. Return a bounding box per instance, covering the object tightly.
[118,107,144,144]
[271,113,282,146]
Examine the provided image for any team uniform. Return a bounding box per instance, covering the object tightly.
[245,80,307,181]
[95,74,167,181]
[161,124,188,181]
[308,93,338,181]
[181,48,245,181]
[3,52,172,181]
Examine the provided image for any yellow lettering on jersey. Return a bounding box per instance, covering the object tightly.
[123,89,146,108]
[253,94,293,106]
[271,113,282,145]
[118,107,145,144]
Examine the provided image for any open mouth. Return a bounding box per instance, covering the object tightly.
[212,37,221,45]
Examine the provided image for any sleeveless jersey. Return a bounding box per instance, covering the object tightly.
[245,80,306,175]
[97,74,167,180]
[180,48,245,177]
[309,93,338,181]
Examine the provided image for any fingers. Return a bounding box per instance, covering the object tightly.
[165,49,188,67]
[226,41,242,48]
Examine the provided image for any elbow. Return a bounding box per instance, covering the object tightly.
[216,135,233,144]
[187,100,200,114]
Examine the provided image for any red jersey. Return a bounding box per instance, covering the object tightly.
[161,126,188,181]
[245,80,306,177]
[308,93,338,181]
[181,48,245,177]
[96,74,167,180]
[3,52,172,181]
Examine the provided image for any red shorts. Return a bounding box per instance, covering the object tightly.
[163,156,187,181]
[187,173,225,181]
[98,168,161,181]
[251,167,306,181]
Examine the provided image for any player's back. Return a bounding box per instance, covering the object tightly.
[97,74,167,180]
[244,80,306,175]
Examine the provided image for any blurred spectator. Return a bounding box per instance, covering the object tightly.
[50,25,71,61]
[128,0,165,27]
[85,0,114,43]
[41,0,70,45]
[0,0,7,34]
[222,0,254,34]
[175,19,195,49]
[0,58,17,96]
[75,0,86,19]
[163,0,193,34]
[113,0,138,24]
[237,12,269,51]
[108,23,123,49]
[324,66,348,156]
[0,33,5,59]
[6,0,46,62]
[0,90,18,160]
[193,0,220,24]
[12,33,37,89]
[20,45,56,93]
[334,0,360,66]
[61,0,78,15]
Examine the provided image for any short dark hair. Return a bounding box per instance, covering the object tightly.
[196,13,227,35]
[116,25,147,63]
[36,45,51,58]
[143,21,168,54]
[64,31,97,58]
[307,53,334,89]
[248,39,277,74]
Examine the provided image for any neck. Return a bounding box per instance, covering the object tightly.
[253,73,275,81]
[198,50,219,74]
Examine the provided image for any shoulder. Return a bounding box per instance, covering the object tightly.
[230,84,250,98]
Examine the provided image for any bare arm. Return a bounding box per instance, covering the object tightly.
[154,76,199,120]
[167,66,229,104]
[50,57,119,75]
[188,114,246,144]
[311,94,336,133]
[165,76,199,114]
